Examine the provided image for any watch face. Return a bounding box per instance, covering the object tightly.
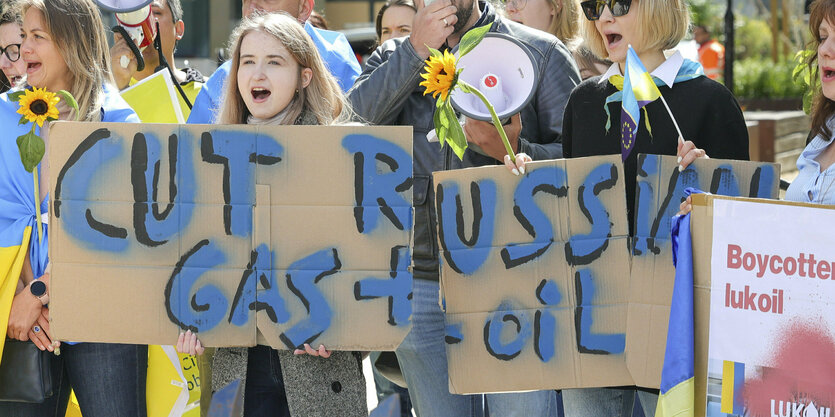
[30,280,46,297]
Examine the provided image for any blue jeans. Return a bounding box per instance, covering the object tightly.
[370,351,413,417]
[244,345,291,417]
[0,342,148,417]
[395,278,557,417]
[562,387,658,417]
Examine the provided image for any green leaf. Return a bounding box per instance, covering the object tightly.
[8,90,25,102]
[18,114,28,126]
[438,102,450,128]
[428,46,442,59]
[458,24,491,59]
[16,130,45,172]
[443,102,468,160]
[57,90,79,120]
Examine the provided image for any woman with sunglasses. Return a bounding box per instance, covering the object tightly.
[0,5,25,92]
[506,0,749,415]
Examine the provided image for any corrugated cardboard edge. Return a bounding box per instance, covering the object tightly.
[690,194,835,416]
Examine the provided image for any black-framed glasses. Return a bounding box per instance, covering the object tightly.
[580,0,632,20]
[0,44,20,62]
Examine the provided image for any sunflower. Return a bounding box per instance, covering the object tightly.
[16,87,60,128]
[420,49,457,102]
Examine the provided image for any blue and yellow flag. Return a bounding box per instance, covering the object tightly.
[0,92,50,365]
[656,189,702,417]
[620,46,663,160]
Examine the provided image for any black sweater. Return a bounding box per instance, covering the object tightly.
[562,75,750,230]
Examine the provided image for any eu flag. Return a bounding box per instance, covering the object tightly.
[620,46,662,160]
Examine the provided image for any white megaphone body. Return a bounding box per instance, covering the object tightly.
[450,32,538,124]
[95,0,155,71]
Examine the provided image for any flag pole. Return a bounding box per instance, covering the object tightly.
[658,94,684,146]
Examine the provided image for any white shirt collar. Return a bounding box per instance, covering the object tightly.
[598,51,685,88]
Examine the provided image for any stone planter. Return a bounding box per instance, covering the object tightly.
[737,98,803,111]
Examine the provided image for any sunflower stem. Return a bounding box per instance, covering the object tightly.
[458,80,516,164]
[33,169,43,245]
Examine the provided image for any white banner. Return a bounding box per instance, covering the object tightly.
[706,199,835,417]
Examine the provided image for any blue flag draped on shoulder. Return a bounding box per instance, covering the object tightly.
[656,188,704,417]
[0,91,50,365]
[620,46,663,161]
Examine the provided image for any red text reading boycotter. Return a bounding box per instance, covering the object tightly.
[726,244,835,280]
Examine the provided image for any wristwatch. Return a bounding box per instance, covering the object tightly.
[29,280,48,305]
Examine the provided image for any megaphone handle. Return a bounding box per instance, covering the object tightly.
[112,25,145,72]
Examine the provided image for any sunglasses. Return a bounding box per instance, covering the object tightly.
[0,43,20,62]
[580,0,632,20]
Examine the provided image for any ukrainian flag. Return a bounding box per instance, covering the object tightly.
[620,46,663,160]
[0,91,50,365]
[656,208,696,417]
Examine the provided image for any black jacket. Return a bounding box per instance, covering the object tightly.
[348,4,580,280]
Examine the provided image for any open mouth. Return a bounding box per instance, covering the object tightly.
[251,87,271,102]
[26,62,41,74]
[824,67,835,81]
[606,33,623,47]
[8,75,21,85]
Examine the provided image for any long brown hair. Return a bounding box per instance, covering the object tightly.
[19,0,114,121]
[218,12,350,126]
[808,0,835,140]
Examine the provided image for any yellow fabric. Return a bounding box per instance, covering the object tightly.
[65,392,82,417]
[655,377,695,417]
[0,227,32,366]
[124,73,202,123]
[720,360,735,413]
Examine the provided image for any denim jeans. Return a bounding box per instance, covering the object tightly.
[562,387,658,417]
[370,351,413,417]
[0,342,148,417]
[243,345,291,417]
[395,278,558,417]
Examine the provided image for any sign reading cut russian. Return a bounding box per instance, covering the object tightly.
[47,122,414,351]
[434,155,780,393]
[705,197,835,417]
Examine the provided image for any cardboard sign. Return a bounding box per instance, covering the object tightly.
[692,195,835,417]
[47,122,414,351]
[435,155,780,393]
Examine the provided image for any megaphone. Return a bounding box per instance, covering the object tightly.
[450,33,538,123]
[95,0,155,71]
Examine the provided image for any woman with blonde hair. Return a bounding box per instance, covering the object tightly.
[505,0,580,48]
[509,0,748,414]
[179,12,366,417]
[0,0,143,415]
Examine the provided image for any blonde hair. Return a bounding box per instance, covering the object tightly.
[580,0,689,59]
[19,0,114,121]
[218,12,351,125]
[547,0,580,48]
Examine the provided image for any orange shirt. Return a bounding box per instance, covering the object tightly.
[698,39,725,80]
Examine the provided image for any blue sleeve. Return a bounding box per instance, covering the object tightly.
[187,62,230,124]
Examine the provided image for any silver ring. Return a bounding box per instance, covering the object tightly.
[33,325,40,333]
[443,18,449,26]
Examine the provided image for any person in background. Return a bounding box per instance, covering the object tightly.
[0,0,144,415]
[543,0,749,413]
[574,43,612,79]
[376,0,417,43]
[693,24,724,81]
[187,0,361,124]
[110,0,204,120]
[349,0,579,413]
[0,5,25,93]
[177,13,367,417]
[308,10,329,29]
[504,0,580,49]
